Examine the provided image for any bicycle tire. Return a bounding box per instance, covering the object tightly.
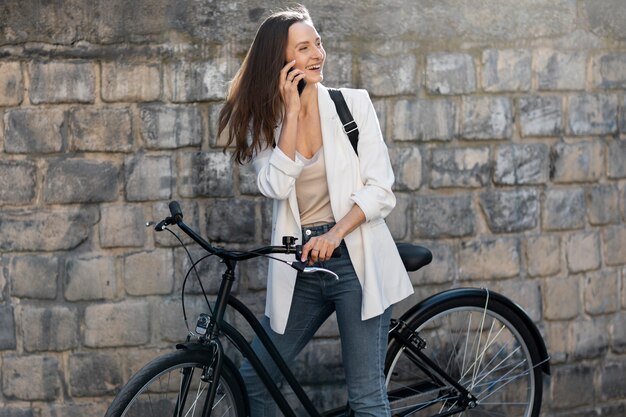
[105,349,246,417]
[385,293,543,417]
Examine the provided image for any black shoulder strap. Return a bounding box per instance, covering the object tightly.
[327,88,359,156]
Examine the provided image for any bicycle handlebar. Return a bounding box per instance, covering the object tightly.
[151,201,340,273]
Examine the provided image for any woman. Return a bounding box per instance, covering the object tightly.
[218,6,413,417]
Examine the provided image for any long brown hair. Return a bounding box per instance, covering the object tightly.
[218,6,311,164]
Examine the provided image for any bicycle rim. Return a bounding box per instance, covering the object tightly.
[106,350,244,417]
[386,300,541,417]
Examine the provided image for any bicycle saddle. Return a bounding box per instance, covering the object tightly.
[396,243,433,272]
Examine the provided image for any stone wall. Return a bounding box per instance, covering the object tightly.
[0,0,625,415]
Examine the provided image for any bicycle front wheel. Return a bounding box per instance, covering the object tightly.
[105,349,246,417]
[385,294,543,417]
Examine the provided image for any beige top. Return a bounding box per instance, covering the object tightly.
[295,147,335,227]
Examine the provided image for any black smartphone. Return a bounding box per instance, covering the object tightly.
[287,66,307,95]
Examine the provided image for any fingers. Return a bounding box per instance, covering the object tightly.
[279,60,305,95]
[301,235,338,265]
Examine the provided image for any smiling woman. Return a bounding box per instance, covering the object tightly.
[217,5,413,417]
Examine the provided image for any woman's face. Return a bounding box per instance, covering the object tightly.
[285,21,325,84]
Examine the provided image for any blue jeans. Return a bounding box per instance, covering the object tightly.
[239,223,392,417]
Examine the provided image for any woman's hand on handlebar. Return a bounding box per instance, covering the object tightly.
[301,230,342,265]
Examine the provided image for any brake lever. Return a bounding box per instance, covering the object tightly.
[287,261,339,280]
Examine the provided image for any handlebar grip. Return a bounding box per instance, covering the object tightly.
[295,245,342,260]
[169,201,183,222]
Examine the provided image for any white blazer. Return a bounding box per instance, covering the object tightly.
[252,84,413,334]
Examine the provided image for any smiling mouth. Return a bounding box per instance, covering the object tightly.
[306,64,322,70]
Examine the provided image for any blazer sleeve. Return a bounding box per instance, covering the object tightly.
[251,135,304,201]
[348,89,396,221]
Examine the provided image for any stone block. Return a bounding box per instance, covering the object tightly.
[29,61,95,104]
[0,207,98,251]
[69,107,133,152]
[572,318,609,359]
[413,194,474,238]
[480,189,539,233]
[389,147,422,190]
[101,61,161,101]
[481,49,531,92]
[0,305,16,350]
[619,97,626,133]
[494,143,549,185]
[550,364,594,409]
[157,297,190,342]
[0,408,35,417]
[600,362,626,400]
[140,104,203,149]
[543,321,570,364]
[550,140,603,183]
[3,108,64,154]
[392,98,456,142]
[535,49,586,91]
[0,160,36,204]
[208,102,230,148]
[542,189,586,230]
[293,339,343,384]
[84,301,150,347]
[426,52,476,95]
[125,154,172,201]
[568,93,618,135]
[430,147,490,188]
[611,312,626,353]
[607,139,626,178]
[592,53,626,89]
[239,256,269,292]
[0,61,23,106]
[206,199,256,243]
[495,279,542,322]
[543,277,579,320]
[178,151,234,198]
[43,158,120,203]
[566,231,601,273]
[458,238,520,280]
[18,305,78,351]
[10,253,57,299]
[69,352,122,396]
[239,160,261,195]
[360,53,417,96]
[603,226,626,266]
[40,402,109,417]
[584,270,619,316]
[64,255,117,301]
[460,96,512,139]
[166,59,233,102]
[523,235,561,277]
[385,192,411,241]
[1,355,59,400]
[519,96,562,136]
[409,241,455,285]
[322,51,352,88]
[583,0,626,39]
[99,204,147,248]
[588,185,619,226]
[124,250,174,296]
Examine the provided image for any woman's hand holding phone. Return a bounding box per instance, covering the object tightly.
[279,60,305,117]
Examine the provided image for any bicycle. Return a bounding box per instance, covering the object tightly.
[105,201,550,417]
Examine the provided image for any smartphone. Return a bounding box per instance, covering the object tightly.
[287,66,307,95]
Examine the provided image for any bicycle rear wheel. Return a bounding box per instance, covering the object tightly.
[105,349,246,417]
[385,294,543,417]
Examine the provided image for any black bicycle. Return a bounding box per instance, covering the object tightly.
[105,201,550,417]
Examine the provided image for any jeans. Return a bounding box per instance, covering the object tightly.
[239,223,392,417]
